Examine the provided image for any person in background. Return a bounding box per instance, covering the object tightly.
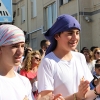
[21,47,32,67]
[23,47,32,61]
[39,40,50,58]
[92,48,100,62]
[90,46,98,52]
[0,24,34,100]
[83,50,94,73]
[20,50,41,98]
[81,47,88,54]
[37,14,100,100]
[90,59,100,100]
[92,48,100,73]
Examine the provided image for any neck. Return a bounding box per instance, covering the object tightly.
[0,67,15,78]
[0,61,16,78]
[31,66,38,72]
[53,47,72,61]
[86,59,91,63]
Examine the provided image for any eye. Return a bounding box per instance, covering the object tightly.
[21,44,25,48]
[76,31,80,35]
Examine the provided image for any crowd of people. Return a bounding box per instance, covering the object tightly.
[0,14,100,100]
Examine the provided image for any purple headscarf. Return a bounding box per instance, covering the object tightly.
[44,14,81,55]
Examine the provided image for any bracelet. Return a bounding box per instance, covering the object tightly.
[73,93,77,100]
[94,87,100,96]
[73,93,85,100]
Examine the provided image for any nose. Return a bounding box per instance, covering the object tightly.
[71,33,77,40]
[16,47,24,56]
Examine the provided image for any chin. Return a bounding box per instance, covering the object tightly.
[71,47,76,50]
[14,62,21,66]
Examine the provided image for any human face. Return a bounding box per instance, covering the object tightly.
[55,29,80,51]
[44,41,50,51]
[95,50,100,60]
[95,67,100,76]
[31,54,41,66]
[83,52,89,59]
[0,42,25,67]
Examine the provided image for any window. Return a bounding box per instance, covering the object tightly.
[21,6,25,23]
[64,0,71,3]
[17,8,19,16]
[59,0,71,5]
[59,0,63,6]
[31,0,37,18]
[44,2,57,30]
[31,38,37,50]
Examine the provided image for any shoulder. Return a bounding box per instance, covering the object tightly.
[41,52,56,64]
[38,52,56,74]
[16,72,30,83]
[71,51,85,59]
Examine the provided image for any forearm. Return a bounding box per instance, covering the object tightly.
[85,90,97,100]
[65,91,97,100]
[64,94,75,100]
[65,93,81,100]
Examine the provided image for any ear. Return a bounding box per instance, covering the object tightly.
[54,34,59,40]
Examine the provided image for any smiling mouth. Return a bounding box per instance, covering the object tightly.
[69,42,77,45]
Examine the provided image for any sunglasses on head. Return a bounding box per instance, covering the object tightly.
[34,57,41,61]
[96,52,100,55]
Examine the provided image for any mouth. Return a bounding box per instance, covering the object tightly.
[69,42,77,46]
[15,57,22,62]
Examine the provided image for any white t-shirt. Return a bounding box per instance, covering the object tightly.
[87,62,94,73]
[37,51,93,97]
[32,81,38,92]
[0,72,35,100]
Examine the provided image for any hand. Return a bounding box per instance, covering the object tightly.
[23,95,28,100]
[53,94,65,100]
[77,77,90,99]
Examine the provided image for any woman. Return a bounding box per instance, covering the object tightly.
[92,48,100,62]
[0,24,34,100]
[37,14,100,100]
[20,50,41,98]
[92,48,100,74]
[83,50,94,73]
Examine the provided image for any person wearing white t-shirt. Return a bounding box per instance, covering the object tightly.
[37,14,100,100]
[0,24,35,100]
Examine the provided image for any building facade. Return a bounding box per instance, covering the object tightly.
[13,0,100,51]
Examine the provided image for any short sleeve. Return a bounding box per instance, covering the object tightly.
[37,58,54,93]
[80,54,93,82]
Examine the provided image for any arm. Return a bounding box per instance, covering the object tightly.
[37,91,53,100]
[37,80,90,100]
[85,82,100,100]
